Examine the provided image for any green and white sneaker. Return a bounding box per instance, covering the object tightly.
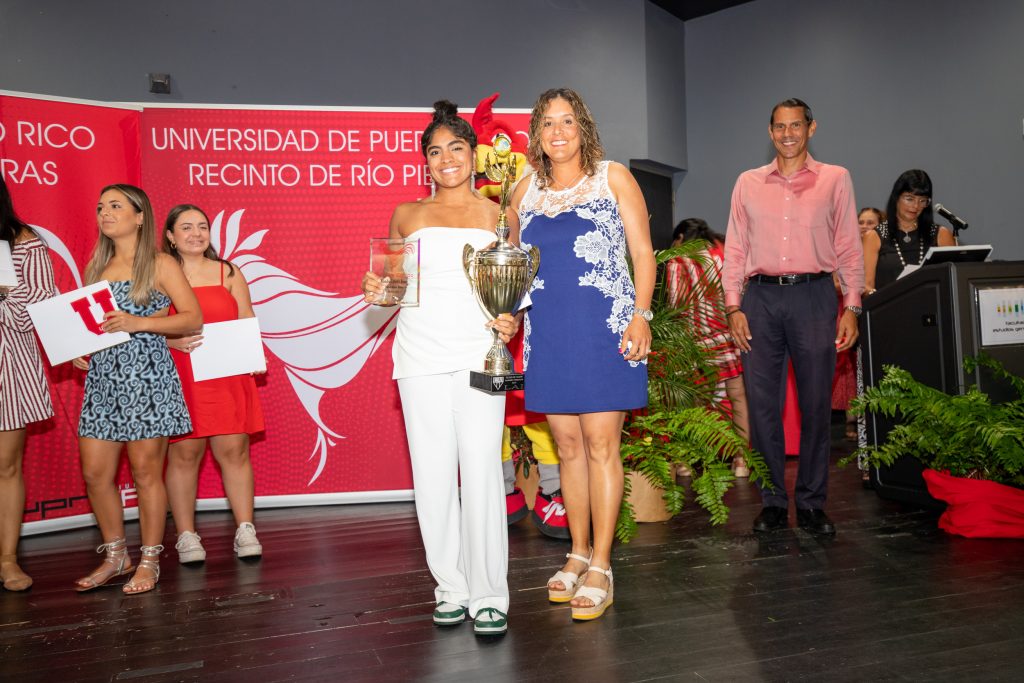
[472,607,508,635]
[432,602,467,626]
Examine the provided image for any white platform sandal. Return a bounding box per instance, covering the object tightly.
[571,566,613,621]
[547,550,591,603]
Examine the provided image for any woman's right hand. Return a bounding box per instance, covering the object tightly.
[168,332,204,353]
[72,356,90,371]
[361,271,390,304]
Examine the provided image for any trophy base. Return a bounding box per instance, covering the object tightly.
[469,370,524,394]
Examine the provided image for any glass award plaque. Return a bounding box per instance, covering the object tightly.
[369,237,419,307]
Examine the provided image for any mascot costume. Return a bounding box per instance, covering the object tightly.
[471,93,567,540]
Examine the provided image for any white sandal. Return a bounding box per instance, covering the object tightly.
[547,550,591,603]
[571,566,613,621]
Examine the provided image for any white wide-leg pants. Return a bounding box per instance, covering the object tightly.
[397,370,509,617]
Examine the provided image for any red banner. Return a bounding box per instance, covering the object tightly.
[2,92,529,530]
[1,92,142,527]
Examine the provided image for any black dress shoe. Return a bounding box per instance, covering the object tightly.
[796,508,836,535]
[752,505,788,532]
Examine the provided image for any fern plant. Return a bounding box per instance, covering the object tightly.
[845,355,1024,488]
[617,241,767,542]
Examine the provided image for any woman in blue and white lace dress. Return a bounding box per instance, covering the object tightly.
[511,88,655,621]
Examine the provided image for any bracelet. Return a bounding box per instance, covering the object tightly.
[725,309,740,317]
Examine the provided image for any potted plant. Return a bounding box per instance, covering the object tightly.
[617,241,766,542]
[847,355,1024,538]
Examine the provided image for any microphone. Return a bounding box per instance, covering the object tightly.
[934,203,969,230]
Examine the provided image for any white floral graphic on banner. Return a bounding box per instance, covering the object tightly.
[36,213,397,486]
[211,210,397,484]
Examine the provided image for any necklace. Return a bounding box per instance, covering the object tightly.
[182,262,202,285]
[549,168,585,191]
[898,224,917,243]
[893,230,925,268]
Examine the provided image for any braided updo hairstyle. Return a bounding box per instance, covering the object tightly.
[420,100,477,157]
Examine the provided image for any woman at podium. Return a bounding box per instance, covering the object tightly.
[863,170,956,292]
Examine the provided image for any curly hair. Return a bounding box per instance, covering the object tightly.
[526,88,603,190]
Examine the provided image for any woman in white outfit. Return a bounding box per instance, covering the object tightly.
[361,100,518,636]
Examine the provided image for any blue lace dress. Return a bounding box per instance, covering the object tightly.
[79,281,192,440]
[519,161,648,413]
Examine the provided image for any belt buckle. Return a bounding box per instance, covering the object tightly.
[778,275,794,286]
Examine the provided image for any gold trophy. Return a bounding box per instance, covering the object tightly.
[463,133,540,393]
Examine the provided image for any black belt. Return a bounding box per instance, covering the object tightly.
[750,272,831,285]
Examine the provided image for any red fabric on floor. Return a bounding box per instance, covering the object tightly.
[922,469,1024,539]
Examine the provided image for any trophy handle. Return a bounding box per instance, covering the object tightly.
[528,245,541,283]
[463,244,476,283]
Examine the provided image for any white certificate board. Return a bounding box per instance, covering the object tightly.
[977,287,1024,347]
[27,281,131,365]
[189,317,265,381]
[0,241,17,287]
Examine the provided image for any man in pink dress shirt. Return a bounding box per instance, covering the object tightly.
[723,98,864,535]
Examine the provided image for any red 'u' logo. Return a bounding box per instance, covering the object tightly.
[69,289,116,335]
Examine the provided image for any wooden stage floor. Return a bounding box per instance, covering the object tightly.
[4,425,1024,682]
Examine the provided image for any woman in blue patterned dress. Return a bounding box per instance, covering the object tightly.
[511,88,655,621]
[72,184,201,595]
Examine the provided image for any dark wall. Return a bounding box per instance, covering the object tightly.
[0,0,676,173]
[678,0,1024,258]
[643,0,688,171]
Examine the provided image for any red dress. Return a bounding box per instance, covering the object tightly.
[170,266,264,441]
[663,244,743,381]
[831,292,857,410]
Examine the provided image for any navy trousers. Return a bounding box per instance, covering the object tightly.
[741,277,837,509]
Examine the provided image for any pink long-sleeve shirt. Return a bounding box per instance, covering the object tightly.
[722,155,864,308]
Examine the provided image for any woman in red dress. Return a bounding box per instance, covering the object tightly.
[162,205,265,563]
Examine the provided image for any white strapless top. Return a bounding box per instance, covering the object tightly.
[392,227,496,379]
